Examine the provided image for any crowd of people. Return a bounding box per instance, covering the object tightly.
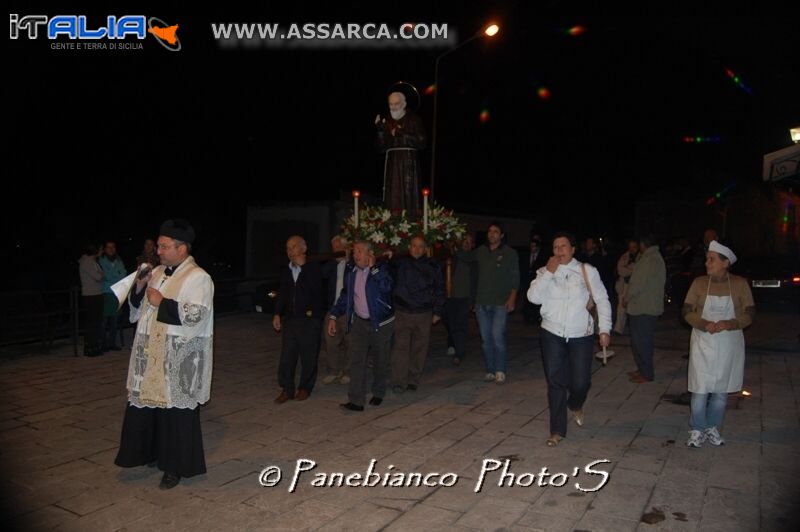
[73,83,757,489]
[79,220,755,490]
[267,223,753,453]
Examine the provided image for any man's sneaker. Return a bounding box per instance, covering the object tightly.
[686,429,706,448]
[495,372,506,384]
[704,427,725,446]
[446,346,456,356]
[322,375,338,385]
[484,373,496,382]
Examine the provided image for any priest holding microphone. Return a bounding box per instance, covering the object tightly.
[112,219,215,490]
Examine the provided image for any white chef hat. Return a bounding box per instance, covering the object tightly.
[708,240,737,265]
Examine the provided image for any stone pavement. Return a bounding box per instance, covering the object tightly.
[1,307,798,531]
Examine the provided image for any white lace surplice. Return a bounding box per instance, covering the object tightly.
[126,257,214,409]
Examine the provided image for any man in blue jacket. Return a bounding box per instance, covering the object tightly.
[327,241,395,411]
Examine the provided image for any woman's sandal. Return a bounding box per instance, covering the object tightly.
[546,433,563,447]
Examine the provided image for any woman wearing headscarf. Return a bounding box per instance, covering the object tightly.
[682,240,755,448]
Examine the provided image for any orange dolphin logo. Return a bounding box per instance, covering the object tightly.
[148,24,179,45]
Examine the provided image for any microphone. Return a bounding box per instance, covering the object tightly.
[137,263,153,280]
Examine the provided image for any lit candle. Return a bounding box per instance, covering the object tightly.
[353,190,360,229]
[422,188,430,232]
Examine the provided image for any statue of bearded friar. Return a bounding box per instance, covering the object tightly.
[375,82,426,219]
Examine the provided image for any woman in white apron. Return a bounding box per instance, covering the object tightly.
[682,241,754,448]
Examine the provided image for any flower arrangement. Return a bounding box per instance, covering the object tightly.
[341,204,466,252]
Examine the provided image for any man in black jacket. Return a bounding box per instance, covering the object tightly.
[521,235,548,324]
[444,234,477,364]
[320,235,350,385]
[272,235,324,403]
[389,235,445,393]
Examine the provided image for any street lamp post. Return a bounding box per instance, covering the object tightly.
[430,23,499,201]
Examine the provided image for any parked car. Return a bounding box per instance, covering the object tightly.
[734,255,800,310]
[251,277,331,315]
[252,279,281,314]
[663,253,799,319]
[664,270,693,308]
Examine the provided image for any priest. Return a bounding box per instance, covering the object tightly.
[114,219,214,490]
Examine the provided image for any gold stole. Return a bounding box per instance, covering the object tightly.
[138,257,197,408]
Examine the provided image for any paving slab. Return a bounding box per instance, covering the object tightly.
[1,308,798,531]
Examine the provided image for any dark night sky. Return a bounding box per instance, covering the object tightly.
[5,5,799,288]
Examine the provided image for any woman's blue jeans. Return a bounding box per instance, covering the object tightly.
[689,392,727,431]
[540,329,594,437]
[476,305,508,374]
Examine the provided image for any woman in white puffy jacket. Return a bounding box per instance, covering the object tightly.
[527,232,612,447]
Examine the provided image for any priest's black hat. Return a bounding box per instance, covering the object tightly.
[159,219,195,244]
